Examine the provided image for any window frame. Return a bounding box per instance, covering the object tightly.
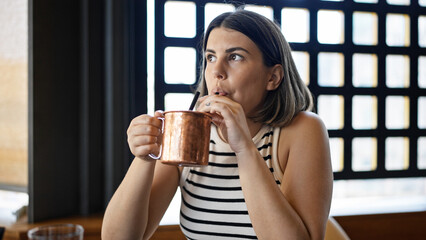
[153,0,426,180]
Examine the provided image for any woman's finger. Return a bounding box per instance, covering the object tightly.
[129,135,158,146]
[129,114,163,129]
[132,144,160,159]
[129,124,161,137]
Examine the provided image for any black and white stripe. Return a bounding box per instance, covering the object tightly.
[179,125,280,240]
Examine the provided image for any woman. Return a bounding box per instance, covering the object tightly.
[102,9,333,240]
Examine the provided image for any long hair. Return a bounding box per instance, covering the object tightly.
[196,9,313,127]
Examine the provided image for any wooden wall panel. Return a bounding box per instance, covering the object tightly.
[335,211,426,240]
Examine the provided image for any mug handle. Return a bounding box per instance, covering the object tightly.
[148,117,164,160]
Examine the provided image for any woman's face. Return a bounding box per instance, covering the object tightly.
[204,27,275,117]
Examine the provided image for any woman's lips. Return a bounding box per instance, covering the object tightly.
[214,91,227,96]
[212,87,228,96]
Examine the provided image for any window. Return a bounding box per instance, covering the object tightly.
[151,0,426,222]
[0,0,29,223]
[0,0,28,191]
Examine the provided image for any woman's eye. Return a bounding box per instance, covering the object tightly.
[206,54,216,62]
[229,54,243,61]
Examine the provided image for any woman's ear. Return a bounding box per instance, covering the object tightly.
[266,64,284,91]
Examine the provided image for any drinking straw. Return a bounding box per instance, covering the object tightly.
[189,91,200,111]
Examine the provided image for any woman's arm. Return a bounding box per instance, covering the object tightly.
[238,112,333,239]
[102,158,179,240]
[102,112,180,240]
[198,95,332,239]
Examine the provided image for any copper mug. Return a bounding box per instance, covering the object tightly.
[149,111,212,166]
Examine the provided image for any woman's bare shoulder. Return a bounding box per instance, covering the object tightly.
[281,111,327,137]
[277,111,328,171]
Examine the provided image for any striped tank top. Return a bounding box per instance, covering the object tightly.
[179,124,283,239]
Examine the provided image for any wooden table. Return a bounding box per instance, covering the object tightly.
[3,215,102,240]
[3,214,186,240]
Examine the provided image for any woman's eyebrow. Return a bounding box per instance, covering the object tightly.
[205,47,250,54]
[225,47,250,54]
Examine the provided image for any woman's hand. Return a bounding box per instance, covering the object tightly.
[127,110,164,160]
[197,95,253,154]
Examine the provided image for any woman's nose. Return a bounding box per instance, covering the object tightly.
[212,59,227,80]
